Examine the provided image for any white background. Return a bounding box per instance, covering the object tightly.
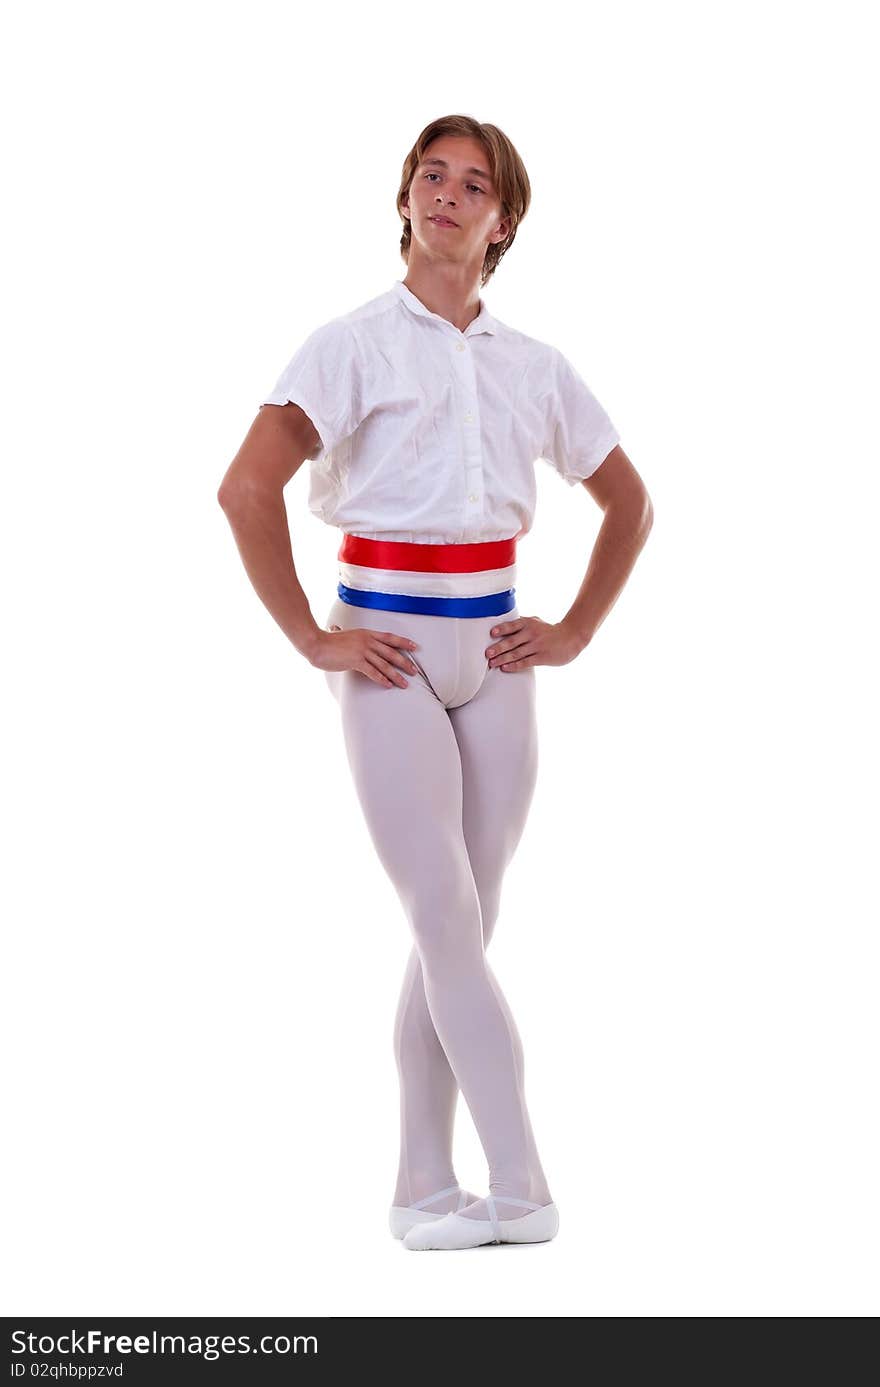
[3,0,877,1318]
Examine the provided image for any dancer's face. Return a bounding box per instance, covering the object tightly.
[402,136,509,264]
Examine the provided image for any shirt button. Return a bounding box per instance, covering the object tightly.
[463,412,473,423]
[468,493,478,502]
[455,342,466,352]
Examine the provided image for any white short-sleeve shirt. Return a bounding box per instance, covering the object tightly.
[259,279,620,545]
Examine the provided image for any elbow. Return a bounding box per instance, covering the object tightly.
[619,488,653,555]
[218,475,280,519]
[217,476,246,514]
[614,486,653,539]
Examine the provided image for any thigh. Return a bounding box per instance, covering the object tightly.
[333,639,473,917]
[446,658,538,910]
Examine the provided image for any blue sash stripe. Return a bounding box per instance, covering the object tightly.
[337,582,516,619]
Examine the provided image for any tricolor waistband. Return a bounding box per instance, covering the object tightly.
[336,534,517,619]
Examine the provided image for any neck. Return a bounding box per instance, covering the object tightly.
[401,260,484,333]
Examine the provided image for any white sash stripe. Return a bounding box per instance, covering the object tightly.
[338,560,517,600]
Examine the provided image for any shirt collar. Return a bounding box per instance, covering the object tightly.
[392,279,497,337]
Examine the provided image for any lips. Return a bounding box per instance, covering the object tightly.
[430,215,459,227]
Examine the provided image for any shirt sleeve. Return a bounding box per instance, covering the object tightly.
[539,347,621,486]
[258,318,365,455]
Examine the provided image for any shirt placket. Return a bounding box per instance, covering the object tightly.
[451,329,484,539]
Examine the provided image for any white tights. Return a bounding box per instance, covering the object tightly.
[324,596,554,1221]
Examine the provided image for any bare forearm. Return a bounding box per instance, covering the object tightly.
[560,498,653,652]
[219,486,320,659]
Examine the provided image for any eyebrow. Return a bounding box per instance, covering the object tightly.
[419,156,493,184]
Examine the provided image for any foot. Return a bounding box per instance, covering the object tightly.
[456,1194,547,1222]
[388,1183,481,1240]
[402,1195,559,1250]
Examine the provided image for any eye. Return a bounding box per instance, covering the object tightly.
[422,173,485,194]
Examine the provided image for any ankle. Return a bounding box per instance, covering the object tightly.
[393,1172,459,1207]
[489,1176,552,1206]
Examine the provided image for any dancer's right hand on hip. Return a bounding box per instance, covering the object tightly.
[308,626,421,689]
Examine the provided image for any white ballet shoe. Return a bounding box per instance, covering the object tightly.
[402,1194,559,1250]
[388,1183,479,1240]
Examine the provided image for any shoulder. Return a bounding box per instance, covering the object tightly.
[479,306,556,360]
[336,289,403,354]
[298,289,406,371]
[485,315,561,382]
[502,328,602,395]
[339,287,401,329]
